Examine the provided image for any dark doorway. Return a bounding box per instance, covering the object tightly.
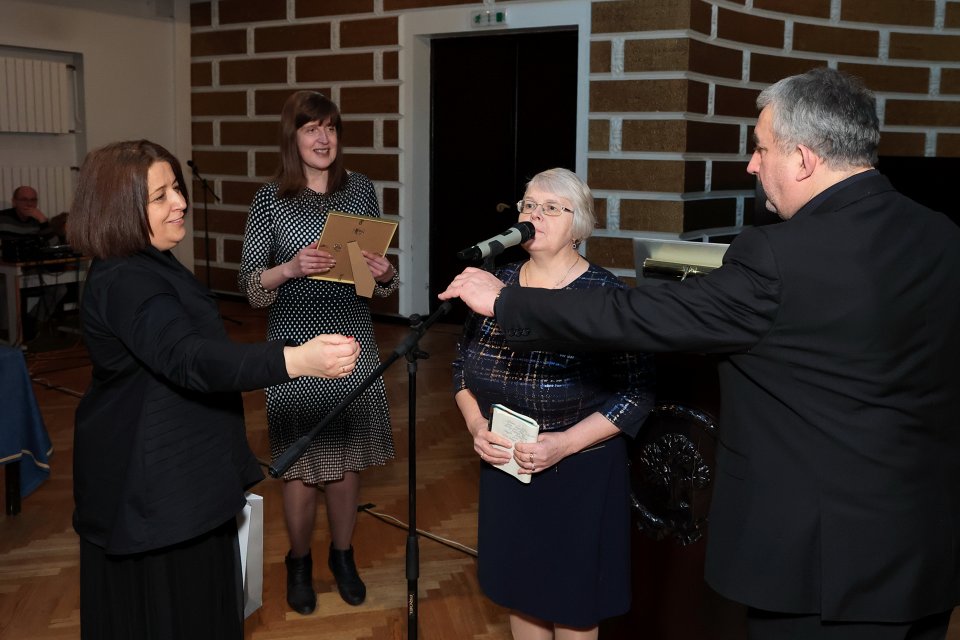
[877,156,960,226]
[754,156,960,229]
[429,29,578,323]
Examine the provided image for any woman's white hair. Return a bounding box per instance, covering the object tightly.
[525,168,596,243]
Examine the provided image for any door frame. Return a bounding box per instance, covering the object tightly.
[398,1,591,315]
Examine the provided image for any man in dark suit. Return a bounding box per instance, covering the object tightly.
[440,67,960,639]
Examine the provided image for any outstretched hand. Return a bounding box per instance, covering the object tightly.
[437,267,504,317]
[284,334,359,379]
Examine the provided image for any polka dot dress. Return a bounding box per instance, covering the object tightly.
[239,173,395,484]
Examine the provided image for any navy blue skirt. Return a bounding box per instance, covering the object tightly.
[477,435,632,627]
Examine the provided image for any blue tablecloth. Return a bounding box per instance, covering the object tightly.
[0,346,53,498]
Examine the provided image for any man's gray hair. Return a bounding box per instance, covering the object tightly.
[757,67,879,169]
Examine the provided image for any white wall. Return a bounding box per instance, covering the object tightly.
[0,0,194,265]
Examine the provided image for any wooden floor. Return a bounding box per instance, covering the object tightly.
[2,300,959,639]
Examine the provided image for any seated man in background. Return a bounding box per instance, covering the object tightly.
[1,185,70,341]
[1,185,49,232]
[0,185,69,251]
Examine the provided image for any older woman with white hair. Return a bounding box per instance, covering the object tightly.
[452,168,655,639]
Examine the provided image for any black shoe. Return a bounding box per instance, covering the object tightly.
[328,544,366,605]
[285,550,316,615]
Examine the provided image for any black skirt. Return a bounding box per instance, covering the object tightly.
[79,518,243,640]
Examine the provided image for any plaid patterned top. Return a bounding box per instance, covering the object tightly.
[453,261,655,436]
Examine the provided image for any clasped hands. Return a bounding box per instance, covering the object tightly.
[474,428,568,475]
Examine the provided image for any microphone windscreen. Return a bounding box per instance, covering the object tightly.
[515,221,535,241]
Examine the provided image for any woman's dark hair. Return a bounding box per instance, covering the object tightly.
[68,140,189,259]
[275,91,346,198]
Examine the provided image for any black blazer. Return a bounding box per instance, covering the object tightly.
[496,172,960,622]
[74,247,292,554]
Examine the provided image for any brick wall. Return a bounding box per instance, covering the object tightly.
[191,0,960,303]
[587,0,960,270]
[190,0,406,312]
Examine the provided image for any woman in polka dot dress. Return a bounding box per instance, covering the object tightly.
[238,91,398,613]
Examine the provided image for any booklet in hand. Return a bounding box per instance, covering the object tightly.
[488,403,540,484]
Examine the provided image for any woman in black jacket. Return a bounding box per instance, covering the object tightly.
[67,140,360,640]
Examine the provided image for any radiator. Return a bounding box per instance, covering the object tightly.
[0,167,75,216]
[0,57,72,134]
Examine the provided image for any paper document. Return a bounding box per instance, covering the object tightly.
[488,404,540,484]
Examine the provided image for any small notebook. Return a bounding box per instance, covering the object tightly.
[488,404,540,484]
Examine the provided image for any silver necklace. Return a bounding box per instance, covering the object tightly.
[522,255,581,289]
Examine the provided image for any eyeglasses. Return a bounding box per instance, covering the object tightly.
[516,200,574,217]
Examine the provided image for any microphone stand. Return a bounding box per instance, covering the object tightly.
[188,160,240,325]
[269,301,453,640]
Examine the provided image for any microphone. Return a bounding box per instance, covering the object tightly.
[457,221,535,261]
[186,160,220,201]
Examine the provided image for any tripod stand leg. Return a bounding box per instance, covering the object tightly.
[407,357,420,638]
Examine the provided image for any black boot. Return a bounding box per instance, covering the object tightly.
[285,550,316,615]
[328,544,366,605]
